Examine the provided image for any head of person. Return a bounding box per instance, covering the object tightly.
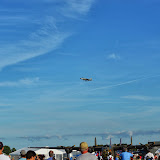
[0,142,4,153]
[49,151,54,157]
[155,154,158,158]
[26,151,36,160]
[37,154,45,160]
[109,152,112,155]
[123,148,128,152]
[20,150,26,158]
[80,142,88,153]
[0,142,4,151]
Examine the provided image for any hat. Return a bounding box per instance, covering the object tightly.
[80,142,88,151]
[20,150,26,156]
[0,142,3,149]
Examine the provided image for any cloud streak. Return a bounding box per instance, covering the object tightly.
[0,77,39,87]
[60,0,95,18]
[122,95,160,101]
[18,135,55,142]
[107,53,120,60]
[0,0,95,70]
[91,74,160,91]
[16,129,160,142]
[0,17,70,70]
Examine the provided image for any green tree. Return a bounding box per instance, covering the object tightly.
[11,148,16,152]
[3,146,11,155]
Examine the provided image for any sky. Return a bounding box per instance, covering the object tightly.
[0,0,160,149]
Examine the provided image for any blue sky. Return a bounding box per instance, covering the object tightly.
[1,0,160,149]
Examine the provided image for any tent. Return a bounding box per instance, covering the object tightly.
[155,148,160,154]
[10,148,66,160]
[35,148,66,160]
[10,148,39,156]
[10,147,39,160]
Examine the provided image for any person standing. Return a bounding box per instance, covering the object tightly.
[144,151,154,160]
[19,150,26,160]
[47,151,55,160]
[120,148,133,160]
[37,155,45,160]
[0,142,10,160]
[77,142,97,160]
[107,152,114,160]
[26,151,36,160]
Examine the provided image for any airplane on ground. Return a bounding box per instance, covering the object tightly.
[80,77,92,81]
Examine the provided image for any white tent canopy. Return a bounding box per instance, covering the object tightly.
[10,147,39,156]
[35,149,66,159]
[155,148,160,154]
[10,148,67,160]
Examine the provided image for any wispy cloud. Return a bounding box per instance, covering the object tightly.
[91,74,160,91]
[0,17,36,27]
[0,77,39,87]
[106,53,120,60]
[122,95,160,101]
[16,129,160,142]
[60,0,95,18]
[0,16,70,70]
[18,135,55,142]
[0,0,95,70]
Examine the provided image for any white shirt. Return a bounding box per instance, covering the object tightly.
[107,155,114,160]
[0,154,10,160]
[145,152,154,160]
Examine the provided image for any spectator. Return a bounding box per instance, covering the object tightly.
[144,151,154,160]
[77,142,97,160]
[120,148,133,160]
[47,151,55,160]
[19,150,26,160]
[107,152,114,160]
[154,154,158,160]
[26,151,36,160]
[37,155,45,160]
[0,142,10,160]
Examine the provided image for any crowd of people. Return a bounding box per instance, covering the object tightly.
[104,148,160,160]
[0,141,159,160]
[0,142,54,160]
